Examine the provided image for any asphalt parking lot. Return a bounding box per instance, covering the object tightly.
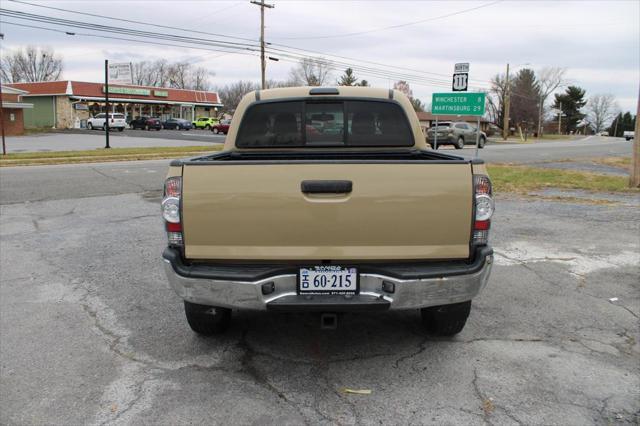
[1,160,638,424]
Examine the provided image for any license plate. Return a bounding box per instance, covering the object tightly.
[298,266,358,294]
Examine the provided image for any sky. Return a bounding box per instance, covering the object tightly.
[1,0,639,112]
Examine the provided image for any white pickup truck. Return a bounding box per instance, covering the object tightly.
[623,131,634,141]
[161,87,494,336]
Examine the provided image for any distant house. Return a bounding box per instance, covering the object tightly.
[1,85,33,136]
[415,111,492,134]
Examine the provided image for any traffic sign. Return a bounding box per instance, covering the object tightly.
[454,63,469,73]
[452,73,468,91]
[432,92,486,116]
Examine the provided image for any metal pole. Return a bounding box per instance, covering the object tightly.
[502,63,510,140]
[104,59,110,149]
[475,116,480,158]
[434,117,438,150]
[0,81,6,155]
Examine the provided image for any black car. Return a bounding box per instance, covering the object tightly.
[162,118,193,130]
[130,116,162,130]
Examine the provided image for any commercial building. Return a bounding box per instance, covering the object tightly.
[7,81,223,129]
[1,85,33,136]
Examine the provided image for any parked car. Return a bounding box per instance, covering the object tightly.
[426,121,487,149]
[87,113,126,131]
[161,87,494,336]
[192,117,218,129]
[623,131,634,141]
[210,119,231,134]
[130,116,162,130]
[162,118,193,130]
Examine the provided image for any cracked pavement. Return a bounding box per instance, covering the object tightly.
[1,162,639,425]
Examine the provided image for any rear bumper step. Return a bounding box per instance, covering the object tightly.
[163,247,493,311]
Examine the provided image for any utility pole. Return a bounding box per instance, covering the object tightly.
[251,0,274,90]
[558,101,562,135]
[502,63,510,140]
[630,88,639,188]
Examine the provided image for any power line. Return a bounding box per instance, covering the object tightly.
[4,0,493,85]
[6,0,259,43]
[270,0,502,40]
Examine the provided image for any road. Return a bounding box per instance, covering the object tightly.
[6,130,225,152]
[1,138,638,424]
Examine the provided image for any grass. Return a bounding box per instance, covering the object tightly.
[488,164,637,193]
[0,145,221,166]
[489,134,583,144]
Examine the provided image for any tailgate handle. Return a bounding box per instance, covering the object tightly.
[301,180,352,194]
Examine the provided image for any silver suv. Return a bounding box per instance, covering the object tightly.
[426,121,486,149]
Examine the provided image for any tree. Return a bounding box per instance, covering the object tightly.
[338,68,358,86]
[216,80,259,113]
[131,60,214,90]
[392,81,425,112]
[536,67,567,136]
[0,46,63,83]
[410,97,425,112]
[289,57,332,86]
[587,94,618,133]
[553,86,587,133]
[509,68,540,133]
[489,72,510,129]
[357,79,369,87]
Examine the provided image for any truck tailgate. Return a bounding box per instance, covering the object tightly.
[182,163,473,260]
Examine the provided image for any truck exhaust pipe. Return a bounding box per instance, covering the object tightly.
[320,313,338,330]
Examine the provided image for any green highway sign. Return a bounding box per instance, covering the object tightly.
[431,92,486,116]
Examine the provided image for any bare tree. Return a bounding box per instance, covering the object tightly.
[0,46,63,83]
[489,72,509,129]
[216,80,260,113]
[587,94,618,133]
[536,67,567,136]
[131,60,213,90]
[393,80,413,98]
[289,57,332,86]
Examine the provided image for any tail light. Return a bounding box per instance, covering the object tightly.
[472,175,494,246]
[162,176,183,246]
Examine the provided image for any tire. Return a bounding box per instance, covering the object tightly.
[117,127,124,132]
[145,125,150,131]
[455,136,464,149]
[213,127,219,134]
[156,127,161,131]
[87,122,93,130]
[205,124,211,130]
[184,301,231,335]
[421,301,471,336]
[478,136,486,149]
[102,124,107,131]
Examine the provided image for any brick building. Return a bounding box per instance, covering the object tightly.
[1,85,33,136]
[7,81,223,129]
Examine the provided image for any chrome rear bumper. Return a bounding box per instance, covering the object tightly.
[163,248,493,311]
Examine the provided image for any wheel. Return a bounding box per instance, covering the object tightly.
[184,301,231,335]
[87,122,93,130]
[117,127,124,132]
[478,136,486,148]
[205,124,211,130]
[421,301,471,336]
[145,124,150,131]
[102,124,107,131]
[455,136,464,149]
[213,127,219,134]
[156,127,161,131]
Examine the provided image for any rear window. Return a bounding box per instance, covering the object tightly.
[236,100,413,148]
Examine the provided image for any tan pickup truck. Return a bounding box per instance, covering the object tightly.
[161,87,494,336]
